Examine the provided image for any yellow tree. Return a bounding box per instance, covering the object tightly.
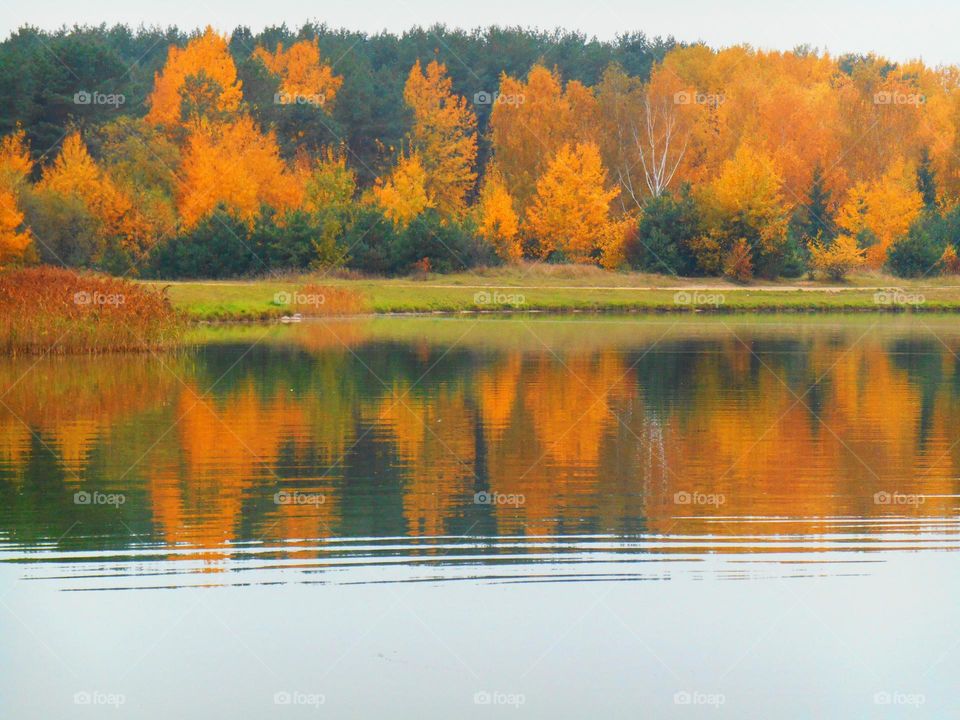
[253,38,343,107]
[178,117,300,228]
[298,146,356,214]
[836,158,923,267]
[0,129,32,192]
[477,169,521,262]
[371,152,432,226]
[403,60,477,219]
[146,27,243,130]
[0,129,33,266]
[0,192,30,266]
[38,131,140,247]
[490,65,600,211]
[525,142,620,263]
[707,143,788,258]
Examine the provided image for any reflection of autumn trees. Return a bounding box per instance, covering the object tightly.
[0,355,187,477]
[3,324,960,554]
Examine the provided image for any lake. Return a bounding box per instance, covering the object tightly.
[2,315,959,718]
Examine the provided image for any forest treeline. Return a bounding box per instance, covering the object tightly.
[0,22,958,279]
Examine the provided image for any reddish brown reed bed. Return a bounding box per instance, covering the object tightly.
[0,266,184,355]
[292,284,366,315]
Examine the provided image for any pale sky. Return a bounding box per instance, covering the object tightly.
[2,0,958,66]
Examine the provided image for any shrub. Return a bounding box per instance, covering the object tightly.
[778,231,809,278]
[722,238,753,282]
[940,245,960,274]
[809,234,865,280]
[391,210,490,274]
[627,187,702,275]
[0,266,183,354]
[343,207,401,275]
[147,209,258,278]
[344,208,492,276]
[253,208,348,270]
[20,188,102,268]
[886,215,947,278]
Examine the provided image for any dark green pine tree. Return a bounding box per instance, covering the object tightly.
[916,147,938,210]
[798,164,836,242]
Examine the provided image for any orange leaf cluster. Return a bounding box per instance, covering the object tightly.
[403,60,477,219]
[253,39,343,108]
[146,27,243,129]
[178,117,301,229]
[371,152,432,227]
[525,143,620,263]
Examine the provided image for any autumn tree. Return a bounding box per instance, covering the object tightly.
[403,60,477,219]
[371,151,432,227]
[596,64,700,208]
[703,143,789,275]
[297,147,356,266]
[178,117,300,229]
[490,65,600,210]
[146,27,243,130]
[836,157,923,267]
[36,131,148,263]
[0,191,31,266]
[94,118,181,256]
[299,147,356,214]
[477,169,521,262]
[0,129,33,266]
[253,39,343,108]
[525,143,622,264]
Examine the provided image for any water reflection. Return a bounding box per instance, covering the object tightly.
[1,316,959,588]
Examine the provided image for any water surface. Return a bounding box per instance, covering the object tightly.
[2,316,958,717]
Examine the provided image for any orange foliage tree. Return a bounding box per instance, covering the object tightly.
[0,130,33,266]
[525,143,622,264]
[371,151,432,226]
[146,27,243,130]
[702,143,789,271]
[178,117,300,228]
[253,39,343,108]
[490,65,600,211]
[37,132,148,252]
[835,158,923,267]
[477,169,521,262]
[403,60,477,219]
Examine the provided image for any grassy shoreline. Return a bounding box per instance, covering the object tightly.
[146,268,960,321]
